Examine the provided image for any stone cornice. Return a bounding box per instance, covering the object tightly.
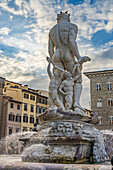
[84,69,113,78]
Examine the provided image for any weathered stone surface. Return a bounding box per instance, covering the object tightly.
[64,165,112,170]
[21,109,108,163]
[101,130,113,159]
[38,106,99,125]
[22,142,91,163]
[0,156,112,170]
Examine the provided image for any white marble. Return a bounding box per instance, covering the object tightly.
[48,11,91,112]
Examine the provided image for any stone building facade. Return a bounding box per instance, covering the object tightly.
[0,77,5,139]
[0,78,48,138]
[84,70,113,130]
[20,87,48,132]
[1,96,22,137]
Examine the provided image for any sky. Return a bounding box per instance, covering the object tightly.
[0,0,113,108]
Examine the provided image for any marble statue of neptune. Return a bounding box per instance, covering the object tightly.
[48,11,90,111]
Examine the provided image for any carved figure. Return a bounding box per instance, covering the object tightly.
[48,11,91,110]
[48,11,81,73]
[59,64,81,110]
[48,11,91,111]
[47,57,65,109]
[73,56,91,111]
[59,71,73,110]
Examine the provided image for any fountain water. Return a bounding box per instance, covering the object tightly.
[0,125,113,170]
[0,131,36,155]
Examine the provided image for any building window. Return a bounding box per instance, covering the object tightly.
[107,82,112,90]
[39,98,41,103]
[9,127,13,135]
[42,99,45,104]
[108,98,113,107]
[97,99,102,107]
[39,107,42,113]
[98,116,103,125]
[43,108,45,112]
[24,93,29,99]
[36,116,39,124]
[24,103,28,111]
[36,105,39,113]
[10,86,14,88]
[9,113,15,121]
[17,104,20,110]
[23,114,28,123]
[30,115,34,123]
[96,83,101,91]
[30,105,34,112]
[30,128,32,131]
[45,99,47,105]
[10,103,13,108]
[4,88,6,92]
[30,95,35,101]
[16,128,20,133]
[16,115,21,122]
[23,127,28,132]
[109,116,113,125]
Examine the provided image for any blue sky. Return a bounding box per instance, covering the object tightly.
[0,0,113,108]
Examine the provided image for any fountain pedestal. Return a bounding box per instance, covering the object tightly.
[22,107,108,163]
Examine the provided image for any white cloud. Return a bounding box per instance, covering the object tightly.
[0,50,3,54]
[0,0,31,17]
[0,51,47,83]
[106,21,113,32]
[0,0,23,15]
[0,0,113,108]
[1,0,113,45]
[0,35,40,52]
[9,15,13,20]
[1,0,113,41]
[0,27,11,35]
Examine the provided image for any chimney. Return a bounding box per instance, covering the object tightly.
[24,85,28,90]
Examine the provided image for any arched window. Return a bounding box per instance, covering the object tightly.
[96,83,101,91]
[107,82,112,90]
[97,99,102,107]
[107,98,113,107]
[109,116,113,125]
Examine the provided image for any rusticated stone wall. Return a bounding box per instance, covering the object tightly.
[85,71,113,130]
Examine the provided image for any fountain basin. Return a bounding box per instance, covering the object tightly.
[21,119,95,163]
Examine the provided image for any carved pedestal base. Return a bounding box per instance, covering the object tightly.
[21,107,108,163]
[22,120,93,163]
